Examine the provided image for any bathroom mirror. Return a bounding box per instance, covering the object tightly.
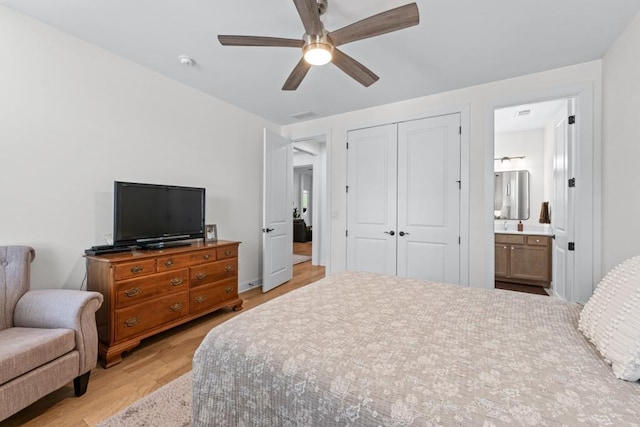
[494,170,530,220]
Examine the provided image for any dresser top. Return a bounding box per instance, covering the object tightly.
[85,240,239,262]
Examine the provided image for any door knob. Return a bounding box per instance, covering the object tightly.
[262,228,274,233]
[399,231,410,236]
[384,231,395,236]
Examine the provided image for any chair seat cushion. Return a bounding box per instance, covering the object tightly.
[0,327,75,385]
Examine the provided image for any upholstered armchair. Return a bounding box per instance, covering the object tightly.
[0,246,103,421]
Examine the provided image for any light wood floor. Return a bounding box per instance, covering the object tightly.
[293,241,312,256]
[4,261,325,427]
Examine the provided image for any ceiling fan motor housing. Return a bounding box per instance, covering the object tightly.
[316,0,328,15]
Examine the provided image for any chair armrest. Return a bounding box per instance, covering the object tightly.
[14,290,104,375]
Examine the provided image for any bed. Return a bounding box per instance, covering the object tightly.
[192,270,640,426]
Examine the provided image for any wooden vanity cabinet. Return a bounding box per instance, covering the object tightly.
[86,240,242,368]
[495,233,551,287]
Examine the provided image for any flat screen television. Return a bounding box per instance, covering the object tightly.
[113,181,205,249]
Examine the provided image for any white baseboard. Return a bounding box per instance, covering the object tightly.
[239,278,262,294]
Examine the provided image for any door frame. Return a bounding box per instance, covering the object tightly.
[290,131,332,273]
[484,84,596,302]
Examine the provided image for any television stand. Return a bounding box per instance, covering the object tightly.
[141,241,191,250]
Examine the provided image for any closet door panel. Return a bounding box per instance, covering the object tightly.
[397,114,461,283]
[400,242,446,282]
[346,124,397,275]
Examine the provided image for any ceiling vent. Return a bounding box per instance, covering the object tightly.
[515,109,531,117]
[291,111,318,120]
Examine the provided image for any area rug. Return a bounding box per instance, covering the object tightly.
[97,372,192,426]
[293,254,312,264]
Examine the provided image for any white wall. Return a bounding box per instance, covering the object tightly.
[494,130,545,226]
[282,61,602,288]
[0,7,278,290]
[602,12,640,273]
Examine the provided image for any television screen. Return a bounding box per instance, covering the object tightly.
[114,181,205,248]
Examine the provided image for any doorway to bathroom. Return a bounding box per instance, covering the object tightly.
[493,97,572,297]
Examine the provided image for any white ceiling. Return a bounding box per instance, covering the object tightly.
[495,99,566,134]
[4,0,639,125]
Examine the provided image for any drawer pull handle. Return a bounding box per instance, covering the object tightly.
[164,260,174,267]
[124,287,142,297]
[194,296,207,303]
[170,277,184,286]
[130,266,144,274]
[536,239,540,243]
[224,265,234,273]
[203,254,211,260]
[124,317,140,327]
[224,287,233,293]
[169,303,183,312]
[224,250,232,256]
[195,272,206,280]
[511,247,515,250]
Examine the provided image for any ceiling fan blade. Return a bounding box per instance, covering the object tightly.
[218,35,304,48]
[293,0,323,36]
[332,48,379,87]
[282,58,312,91]
[329,3,419,46]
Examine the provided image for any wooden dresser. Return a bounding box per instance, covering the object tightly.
[495,233,552,287]
[86,240,242,368]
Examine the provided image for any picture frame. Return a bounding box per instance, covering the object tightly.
[205,224,218,242]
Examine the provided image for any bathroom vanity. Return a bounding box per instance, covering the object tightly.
[495,232,552,288]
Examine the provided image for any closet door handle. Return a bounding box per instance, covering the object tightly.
[384,231,395,236]
[399,231,410,237]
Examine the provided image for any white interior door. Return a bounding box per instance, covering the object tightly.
[346,124,397,275]
[552,99,575,300]
[397,114,461,283]
[262,129,293,292]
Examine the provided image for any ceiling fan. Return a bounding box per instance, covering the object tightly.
[218,0,419,90]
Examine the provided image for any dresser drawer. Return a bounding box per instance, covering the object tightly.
[190,259,238,287]
[115,291,189,341]
[115,269,189,308]
[189,278,238,315]
[495,234,525,245]
[114,259,157,280]
[156,253,196,272]
[526,235,549,247]
[189,250,217,265]
[216,246,238,260]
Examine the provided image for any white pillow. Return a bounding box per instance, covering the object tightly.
[578,255,640,381]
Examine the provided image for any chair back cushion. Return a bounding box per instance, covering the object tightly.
[0,246,35,331]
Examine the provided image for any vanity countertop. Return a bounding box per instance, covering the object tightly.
[494,220,553,236]
[495,229,553,236]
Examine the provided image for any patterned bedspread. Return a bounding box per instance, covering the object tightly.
[192,272,640,426]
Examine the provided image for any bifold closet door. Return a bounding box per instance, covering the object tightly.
[396,114,461,283]
[346,114,461,283]
[346,124,397,275]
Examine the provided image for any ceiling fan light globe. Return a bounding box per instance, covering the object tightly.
[303,43,333,66]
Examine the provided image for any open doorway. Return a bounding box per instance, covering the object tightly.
[292,137,327,268]
[493,98,570,296]
[293,164,313,264]
[485,85,594,303]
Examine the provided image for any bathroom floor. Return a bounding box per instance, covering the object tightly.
[495,281,549,296]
